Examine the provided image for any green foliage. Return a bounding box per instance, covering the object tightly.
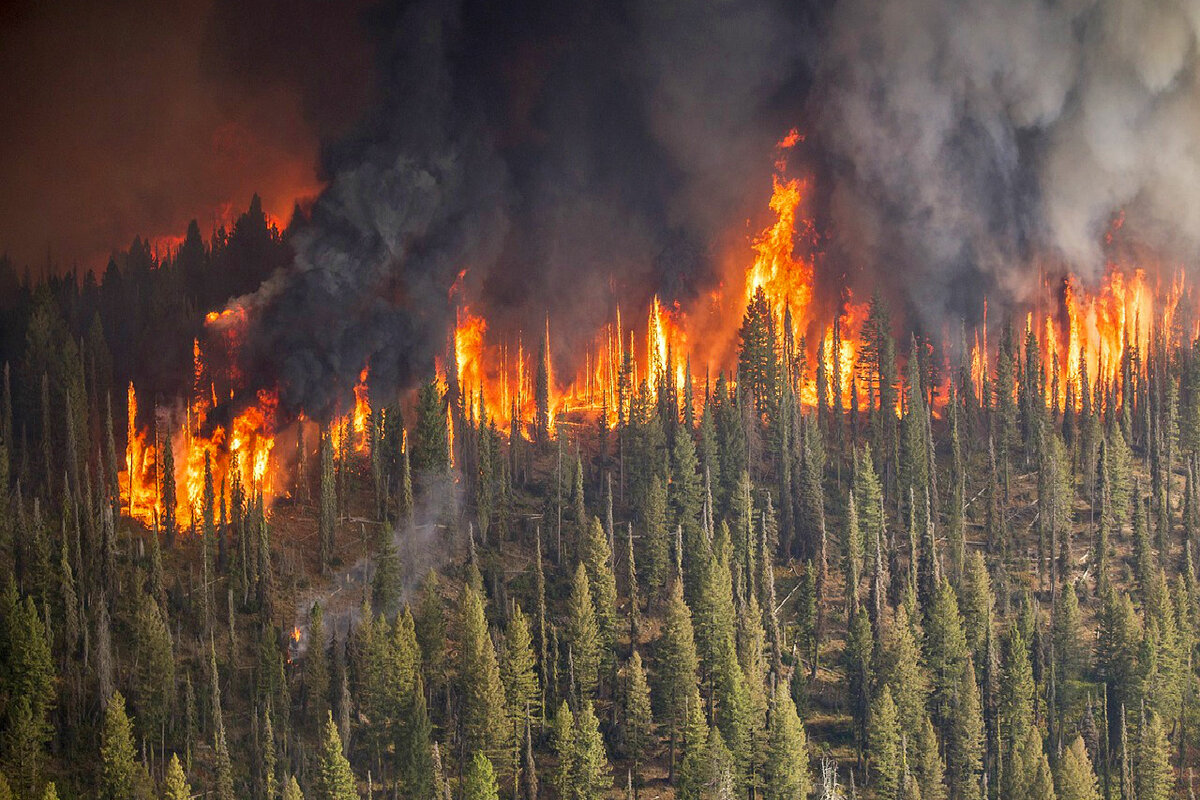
[763,685,811,800]
[867,686,901,800]
[458,584,507,765]
[463,751,500,800]
[566,563,601,700]
[313,713,356,800]
[162,753,192,800]
[1056,735,1099,800]
[100,692,150,800]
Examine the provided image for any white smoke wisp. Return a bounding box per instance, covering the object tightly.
[814,0,1200,325]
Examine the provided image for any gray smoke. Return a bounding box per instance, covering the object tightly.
[231,0,1200,416]
[812,0,1200,326]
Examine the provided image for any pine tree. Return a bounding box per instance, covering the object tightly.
[282,776,304,800]
[161,435,177,547]
[622,650,653,782]
[133,591,174,754]
[458,584,508,765]
[882,605,929,734]
[580,517,618,681]
[313,713,356,800]
[764,685,812,800]
[570,701,612,800]
[1056,735,1099,800]
[414,377,450,473]
[844,607,873,759]
[945,658,984,800]
[924,579,969,735]
[464,751,500,800]
[868,686,901,800]
[163,753,192,800]
[914,714,947,800]
[566,563,601,701]
[658,579,700,778]
[1135,710,1173,800]
[100,691,149,800]
[319,430,335,574]
[209,643,235,800]
[305,601,330,734]
[502,604,539,763]
[641,476,669,601]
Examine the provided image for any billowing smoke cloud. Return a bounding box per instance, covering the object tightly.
[234,0,1200,416]
[811,0,1200,326]
[235,0,806,417]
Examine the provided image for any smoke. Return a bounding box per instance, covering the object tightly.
[810,0,1200,327]
[232,0,1200,415]
[233,0,806,416]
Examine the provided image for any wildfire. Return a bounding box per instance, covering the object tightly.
[118,128,1200,534]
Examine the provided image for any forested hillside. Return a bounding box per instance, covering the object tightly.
[1,236,1197,800]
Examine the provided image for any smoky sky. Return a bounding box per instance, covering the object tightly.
[6,0,1199,415]
[0,0,372,270]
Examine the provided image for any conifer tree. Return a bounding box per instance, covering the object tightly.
[100,692,149,800]
[882,605,929,734]
[924,579,969,735]
[1056,735,1099,800]
[764,684,812,800]
[570,700,612,800]
[464,751,500,800]
[641,476,669,602]
[305,602,330,734]
[414,378,449,474]
[622,650,653,784]
[282,777,304,800]
[319,430,335,574]
[580,517,618,680]
[946,658,984,800]
[844,608,873,759]
[502,604,540,760]
[868,686,901,800]
[133,591,174,754]
[566,563,601,700]
[1135,710,1173,800]
[161,436,176,547]
[209,643,235,800]
[163,753,192,800]
[658,578,700,778]
[313,713,356,800]
[458,584,507,765]
[914,714,947,800]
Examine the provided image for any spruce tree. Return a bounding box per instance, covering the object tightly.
[313,713,356,800]
[100,691,149,800]
[1135,710,1173,800]
[1056,735,1099,800]
[305,601,330,734]
[319,430,335,574]
[163,753,192,800]
[946,658,984,800]
[764,684,811,800]
[463,751,500,800]
[458,584,507,765]
[580,517,618,681]
[570,701,612,800]
[501,604,539,762]
[658,578,700,778]
[868,686,901,800]
[566,563,601,701]
[282,777,304,800]
[622,650,653,783]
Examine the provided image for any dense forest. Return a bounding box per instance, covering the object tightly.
[2,207,1199,800]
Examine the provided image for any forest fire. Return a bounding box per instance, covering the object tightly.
[115,137,1200,530]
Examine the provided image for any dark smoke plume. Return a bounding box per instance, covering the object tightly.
[233,0,1200,416]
